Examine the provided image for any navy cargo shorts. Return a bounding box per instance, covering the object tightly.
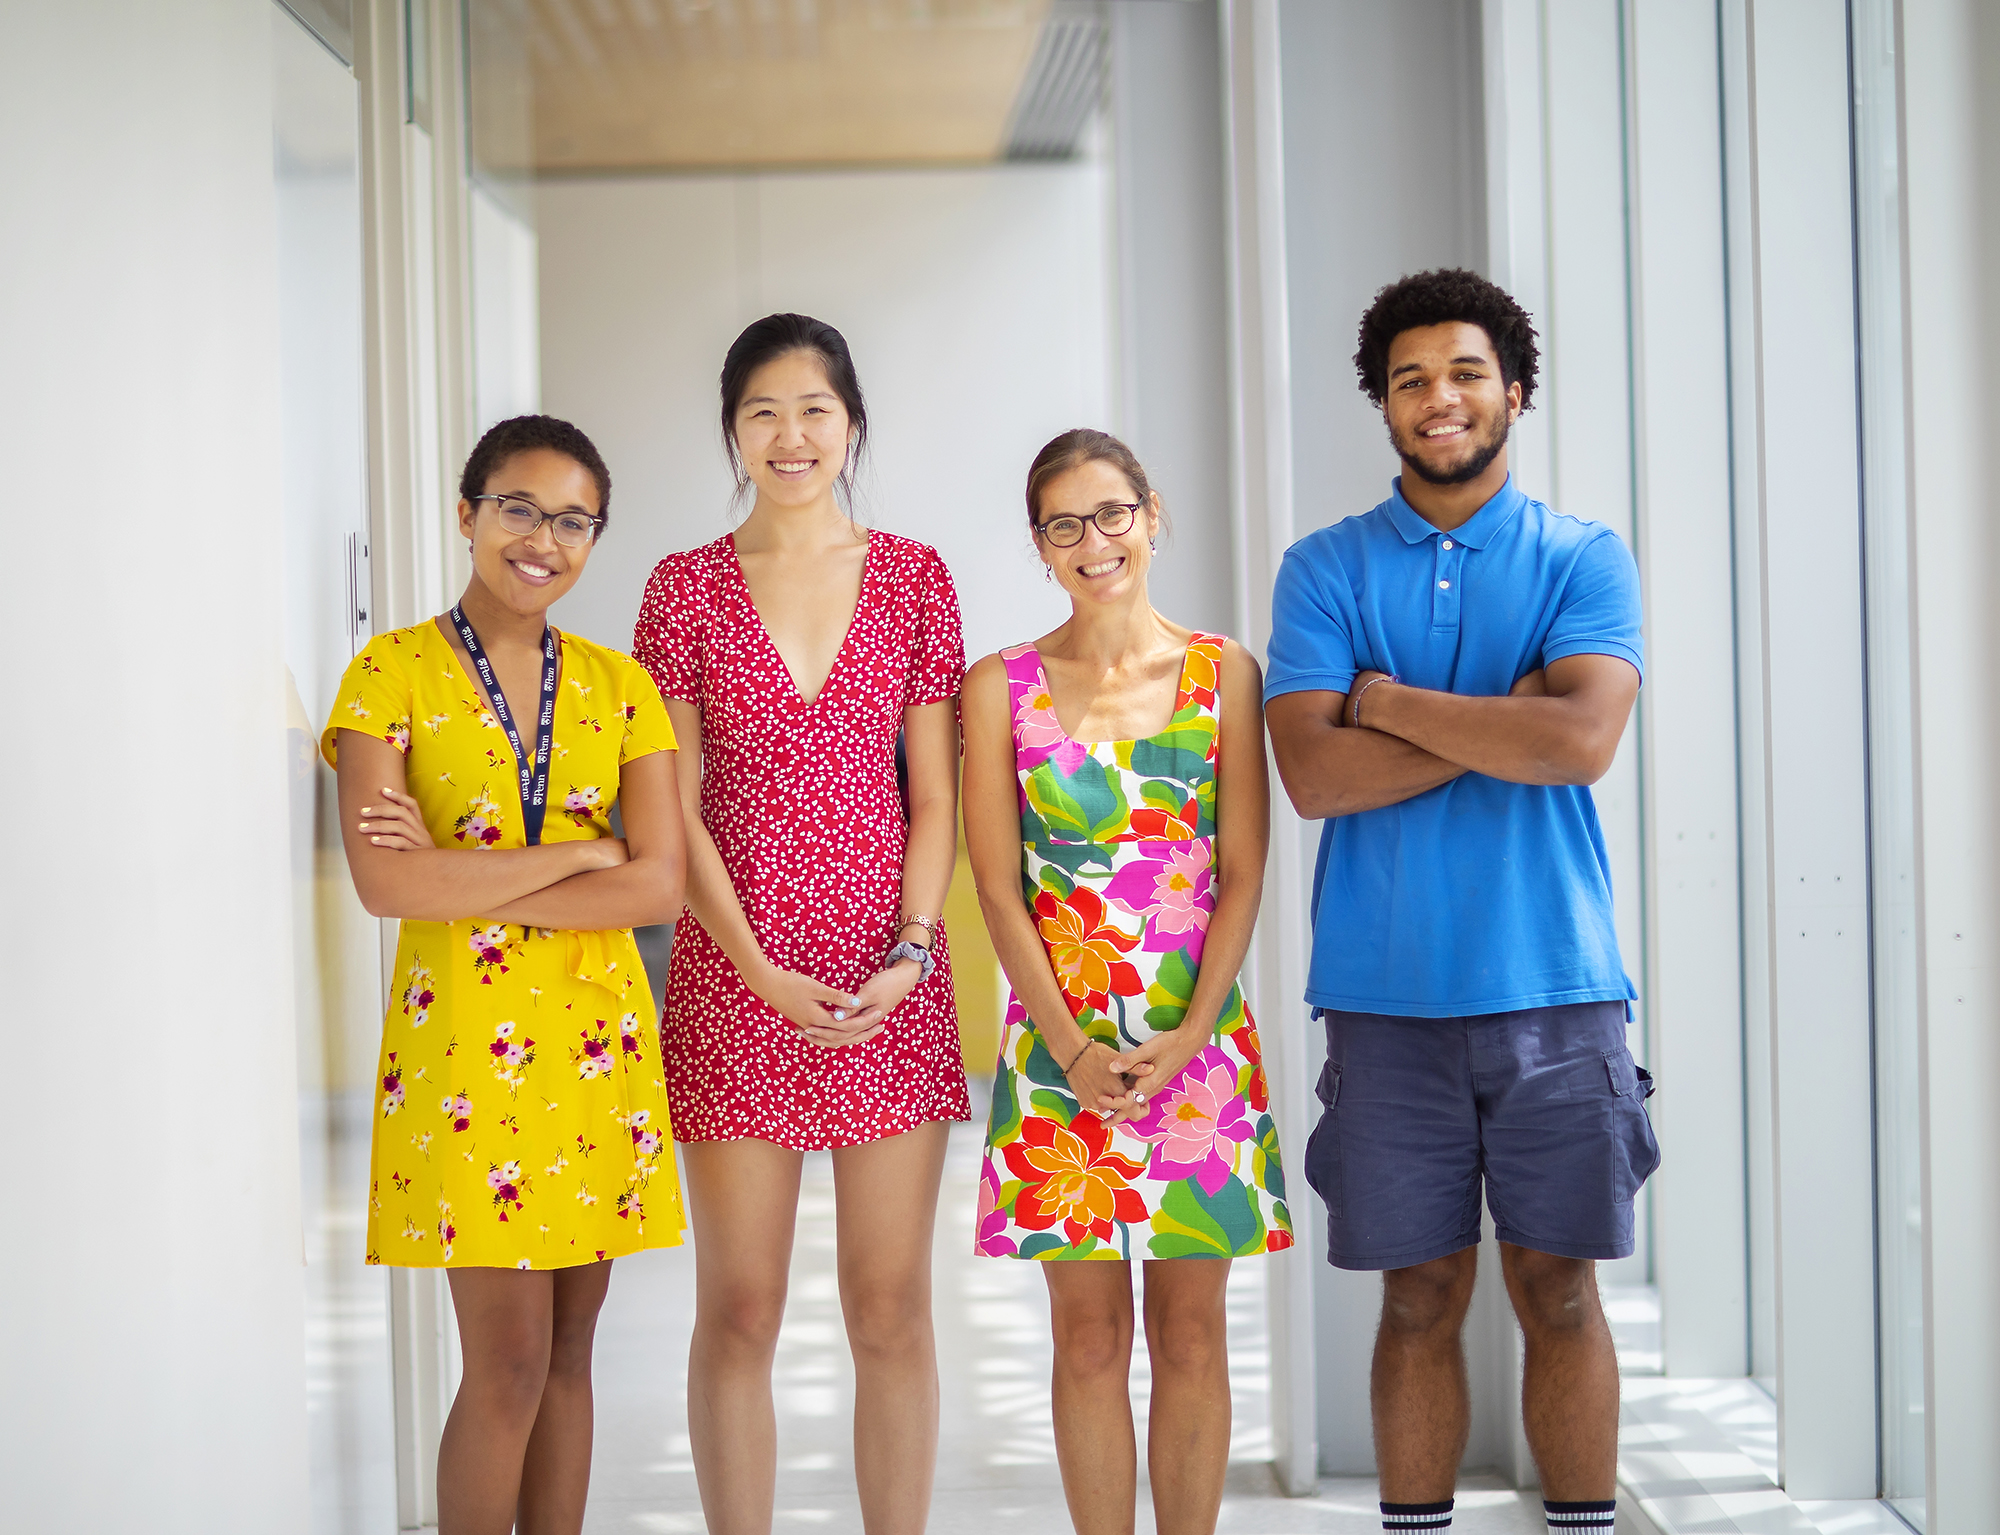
[1304,1000,1659,1270]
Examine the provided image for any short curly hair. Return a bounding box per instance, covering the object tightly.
[1353,268,1540,411]
[458,414,613,529]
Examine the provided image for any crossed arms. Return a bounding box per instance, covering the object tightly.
[1264,653,1640,820]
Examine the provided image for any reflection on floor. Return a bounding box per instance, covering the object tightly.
[303,1089,395,1535]
[584,1118,1555,1532]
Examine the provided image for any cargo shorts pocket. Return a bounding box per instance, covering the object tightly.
[1602,1049,1662,1200]
[1305,1060,1344,1216]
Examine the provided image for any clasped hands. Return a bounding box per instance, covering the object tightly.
[1062,1023,1212,1127]
[754,955,922,1051]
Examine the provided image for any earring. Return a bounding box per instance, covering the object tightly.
[1149,539,1157,553]
[1043,564,1053,584]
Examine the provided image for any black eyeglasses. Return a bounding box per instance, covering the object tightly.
[471,494,604,548]
[1034,502,1141,548]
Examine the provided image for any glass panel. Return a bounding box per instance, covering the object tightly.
[1852,0,1926,1524]
[273,8,395,1530]
[466,0,535,214]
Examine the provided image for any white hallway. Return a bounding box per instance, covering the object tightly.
[568,1110,1574,1534]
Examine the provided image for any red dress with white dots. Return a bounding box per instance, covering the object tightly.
[632,530,971,1149]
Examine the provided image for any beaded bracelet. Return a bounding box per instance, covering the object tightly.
[1350,672,1401,727]
[1064,1040,1092,1074]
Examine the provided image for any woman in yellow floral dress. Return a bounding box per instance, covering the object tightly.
[324,415,686,1535]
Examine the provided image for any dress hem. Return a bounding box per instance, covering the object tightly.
[673,1107,972,1153]
[364,1226,686,1271]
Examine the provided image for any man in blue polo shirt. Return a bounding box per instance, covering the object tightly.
[1265,269,1657,1535]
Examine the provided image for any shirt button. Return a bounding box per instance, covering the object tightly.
[1441,539,1454,550]
[1438,579,1450,589]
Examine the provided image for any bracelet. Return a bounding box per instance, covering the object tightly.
[896,913,937,943]
[1063,1039,1093,1074]
[1350,672,1400,727]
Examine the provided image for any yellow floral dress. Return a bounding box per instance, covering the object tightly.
[321,619,685,1270]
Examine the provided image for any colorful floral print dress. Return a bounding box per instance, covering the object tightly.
[633,531,971,1149]
[321,621,685,1270]
[977,635,1293,1262]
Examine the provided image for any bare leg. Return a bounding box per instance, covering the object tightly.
[682,1138,806,1535]
[1371,1248,1478,1504]
[1044,1262,1139,1535]
[439,1267,555,1535]
[1499,1245,1619,1500]
[831,1120,950,1535]
[516,1260,613,1535]
[1140,1259,1233,1535]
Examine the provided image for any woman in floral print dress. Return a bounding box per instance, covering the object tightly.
[324,416,685,1535]
[963,429,1291,1535]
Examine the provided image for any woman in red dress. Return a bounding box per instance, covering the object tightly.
[632,313,968,1535]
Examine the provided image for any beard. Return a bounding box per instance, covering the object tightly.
[1392,409,1511,486]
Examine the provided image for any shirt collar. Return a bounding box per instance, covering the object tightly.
[1384,473,1526,549]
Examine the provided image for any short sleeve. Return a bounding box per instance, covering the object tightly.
[1263,540,1358,701]
[319,636,413,767]
[907,548,967,706]
[618,662,678,766]
[633,552,704,703]
[1542,531,1645,680]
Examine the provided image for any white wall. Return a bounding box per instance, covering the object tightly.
[1110,0,1234,637]
[0,2,310,1527]
[536,164,1116,662]
[1281,0,1485,543]
[472,184,541,433]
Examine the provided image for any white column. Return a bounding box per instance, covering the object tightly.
[1480,0,1551,495]
[1901,0,2000,1522]
[0,2,310,1528]
[1730,0,1878,1498]
[355,2,478,1520]
[1624,0,1749,1379]
[1218,0,1317,1496]
[1274,0,1487,1476]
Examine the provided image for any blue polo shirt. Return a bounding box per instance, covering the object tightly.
[1264,475,1642,1018]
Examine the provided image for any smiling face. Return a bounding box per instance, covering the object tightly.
[454,446,599,619]
[1381,321,1523,486]
[1034,457,1161,607]
[731,349,853,511]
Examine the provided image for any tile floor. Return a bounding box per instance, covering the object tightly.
[581,1118,1558,1533]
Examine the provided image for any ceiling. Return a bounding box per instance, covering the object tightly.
[479,0,1062,174]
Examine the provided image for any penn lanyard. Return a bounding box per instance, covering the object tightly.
[450,603,558,846]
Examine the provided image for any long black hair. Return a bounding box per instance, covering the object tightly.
[718,313,870,508]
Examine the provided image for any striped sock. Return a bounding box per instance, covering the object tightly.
[1546,1498,1617,1532]
[1381,1500,1453,1531]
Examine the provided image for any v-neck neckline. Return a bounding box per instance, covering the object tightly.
[1030,638,1197,747]
[727,530,873,709]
